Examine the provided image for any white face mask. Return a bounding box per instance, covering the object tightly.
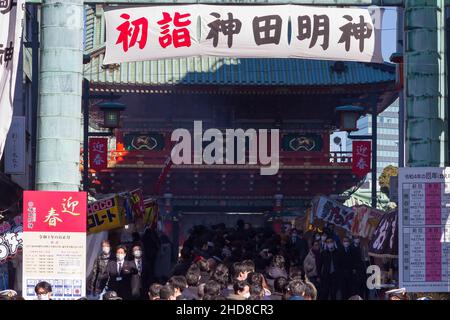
[133,250,142,258]
[38,294,49,300]
[102,247,110,254]
[243,292,250,299]
[116,254,126,261]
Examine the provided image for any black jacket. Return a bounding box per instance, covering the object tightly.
[106,260,137,300]
[320,249,340,278]
[89,253,111,294]
[338,247,355,273]
[130,258,147,299]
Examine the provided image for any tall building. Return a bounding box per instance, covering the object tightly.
[347,99,399,191]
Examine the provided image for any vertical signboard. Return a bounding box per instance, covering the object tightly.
[399,168,450,292]
[5,116,26,174]
[352,140,371,177]
[22,191,87,300]
[89,137,108,171]
[0,0,25,159]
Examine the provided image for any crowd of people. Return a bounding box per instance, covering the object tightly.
[87,220,372,300]
[0,220,436,301]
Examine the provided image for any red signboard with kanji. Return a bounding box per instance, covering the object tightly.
[23,191,87,233]
[89,138,108,171]
[352,140,371,177]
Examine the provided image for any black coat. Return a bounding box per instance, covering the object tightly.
[320,249,340,278]
[129,258,148,299]
[106,260,137,300]
[89,253,111,294]
[338,247,355,273]
[287,237,309,264]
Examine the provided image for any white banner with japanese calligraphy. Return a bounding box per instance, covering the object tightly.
[105,5,200,64]
[104,5,383,64]
[198,5,291,58]
[0,0,24,160]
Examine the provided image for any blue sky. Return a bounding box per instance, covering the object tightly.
[382,7,398,61]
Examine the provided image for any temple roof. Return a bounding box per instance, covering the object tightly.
[84,51,397,88]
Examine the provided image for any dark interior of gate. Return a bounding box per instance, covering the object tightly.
[83,5,398,233]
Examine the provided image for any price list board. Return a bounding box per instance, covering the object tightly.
[399,168,450,292]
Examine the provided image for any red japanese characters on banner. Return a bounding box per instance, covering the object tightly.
[116,13,148,52]
[89,138,108,171]
[157,12,192,49]
[352,141,371,177]
[23,191,87,233]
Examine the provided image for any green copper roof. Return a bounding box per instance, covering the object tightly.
[84,51,396,87]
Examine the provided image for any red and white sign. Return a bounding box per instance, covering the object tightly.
[22,191,87,300]
[104,5,383,64]
[89,137,108,171]
[352,141,371,177]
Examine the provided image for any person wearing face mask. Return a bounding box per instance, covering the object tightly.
[130,244,147,300]
[319,237,340,300]
[105,245,136,300]
[337,237,355,300]
[35,281,52,300]
[88,240,112,298]
[320,233,328,251]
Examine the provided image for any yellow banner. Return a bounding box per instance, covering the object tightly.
[143,202,158,229]
[87,196,125,234]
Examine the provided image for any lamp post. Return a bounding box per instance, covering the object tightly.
[82,79,125,192]
[336,105,378,209]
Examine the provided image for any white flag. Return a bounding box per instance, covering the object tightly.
[0,0,24,159]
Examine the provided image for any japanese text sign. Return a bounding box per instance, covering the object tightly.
[87,196,125,234]
[351,205,383,239]
[352,140,371,177]
[5,116,26,174]
[23,191,87,233]
[313,196,355,232]
[0,0,24,159]
[104,5,383,64]
[130,189,145,218]
[89,137,108,171]
[22,191,87,300]
[398,167,450,292]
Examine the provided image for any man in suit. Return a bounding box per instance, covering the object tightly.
[105,245,136,300]
[130,244,146,300]
[287,229,309,266]
[337,237,355,300]
[319,237,341,300]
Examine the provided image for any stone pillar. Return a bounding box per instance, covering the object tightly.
[405,0,447,167]
[36,0,84,190]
